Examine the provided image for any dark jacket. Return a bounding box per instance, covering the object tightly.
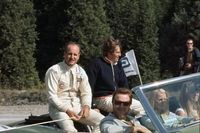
[86,57,128,97]
[183,47,200,73]
[179,47,200,75]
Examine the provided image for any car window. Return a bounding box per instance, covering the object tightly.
[142,74,200,131]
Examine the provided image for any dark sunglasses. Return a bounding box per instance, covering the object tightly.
[114,100,131,106]
[187,43,193,44]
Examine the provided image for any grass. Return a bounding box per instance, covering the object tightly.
[0,89,47,106]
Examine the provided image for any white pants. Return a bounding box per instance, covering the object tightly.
[94,96,145,116]
[49,107,104,133]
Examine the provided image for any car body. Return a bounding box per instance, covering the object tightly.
[0,114,92,133]
[0,73,199,133]
[132,73,200,133]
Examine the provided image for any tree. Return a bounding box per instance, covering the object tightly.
[63,0,111,66]
[136,0,160,83]
[172,0,200,46]
[34,0,71,80]
[106,0,160,85]
[159,0,200,77]
[105,0,139,51]
[0,0,39,89]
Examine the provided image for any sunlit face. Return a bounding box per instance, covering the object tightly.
[186,39,194,51]
[64,44,80,66]
[107,46,121,63]
[154,92,169,114]
[113,94,131,120]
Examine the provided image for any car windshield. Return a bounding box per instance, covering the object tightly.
[139,73,200,132]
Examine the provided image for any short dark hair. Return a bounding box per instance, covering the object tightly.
[186,36,195,44]
[63,41,80,53]
[102,36,122,57]
[112,88,133,104]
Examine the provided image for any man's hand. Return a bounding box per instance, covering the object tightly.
[66,109,81,121]
[79,105,90,118]
[132,124,152,133]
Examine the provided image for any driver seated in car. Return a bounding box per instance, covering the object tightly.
[151,89,193,127]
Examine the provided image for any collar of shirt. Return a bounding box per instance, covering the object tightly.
[63,61,77,70]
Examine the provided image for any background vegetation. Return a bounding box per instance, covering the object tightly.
[0,0,200,90]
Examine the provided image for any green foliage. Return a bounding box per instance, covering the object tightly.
[172,0,200,42]
[105,0,139,51]
[153,0,176,26]
[34,0,72,80]
[136,0,160,83]
[63,0,111,66]
[106,0,160,84]
[157,0,179,78]
[1,0,200,89]
[159,0,200,77]
[0,0,40,89]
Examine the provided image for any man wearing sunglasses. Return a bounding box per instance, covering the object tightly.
[179,37,200,75]
[100,88,151,133]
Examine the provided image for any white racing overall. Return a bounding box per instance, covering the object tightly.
[45,61,104,132]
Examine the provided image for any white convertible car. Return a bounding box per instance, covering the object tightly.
[133,73,200,133]
[0,73,199,133]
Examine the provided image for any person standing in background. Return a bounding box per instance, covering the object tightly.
[179,37,200,75]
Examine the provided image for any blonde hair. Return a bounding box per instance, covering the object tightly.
[150,88,168,109]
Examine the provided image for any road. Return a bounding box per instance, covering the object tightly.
[0,105,48,125]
